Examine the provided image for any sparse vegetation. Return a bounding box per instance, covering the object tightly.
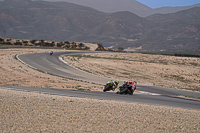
[0,37,90,50]
[64,53,200,92]
[117,47,124,51]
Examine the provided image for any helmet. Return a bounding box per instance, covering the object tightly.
[116,80,119,84]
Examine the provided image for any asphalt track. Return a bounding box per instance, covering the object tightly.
[1,51,200,110]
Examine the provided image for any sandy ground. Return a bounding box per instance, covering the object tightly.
[1,88,200,133]
[1,48,200,132]
[64,53,200,92]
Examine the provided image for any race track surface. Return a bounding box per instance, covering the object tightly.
[1,51,200,110]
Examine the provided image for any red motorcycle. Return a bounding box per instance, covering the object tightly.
[50,51,53,55]
[116,81,137,95]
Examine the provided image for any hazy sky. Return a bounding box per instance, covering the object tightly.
[136,0,200,8]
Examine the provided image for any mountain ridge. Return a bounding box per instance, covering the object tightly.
[1,0,200,17]
[0,0,199,52]
[42,0,200,17]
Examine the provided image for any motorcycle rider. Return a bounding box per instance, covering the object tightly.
[125,81,137,94]
[108,80,119,91]
[50,50,53,55]
[118,81,137,95]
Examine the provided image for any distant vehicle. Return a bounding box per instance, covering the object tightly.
[50,51,53,55]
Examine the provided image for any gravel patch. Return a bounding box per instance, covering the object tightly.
[1,88,200,132]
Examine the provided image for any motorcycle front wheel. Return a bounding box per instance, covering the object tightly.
[103,84,110,92]
[118,87,129,94]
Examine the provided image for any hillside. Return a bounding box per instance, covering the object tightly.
[0,0,107,41]
[1,0,200,17]
[138,7,200,51]
[46,0,153,17]
[152,3,200,16]
[0,0,151,49]
[44,0,200,17]
[0,0,200,52]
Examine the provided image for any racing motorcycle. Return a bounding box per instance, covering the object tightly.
[50,51,53,55]
[103,81,114,92]
[116,81,137,95]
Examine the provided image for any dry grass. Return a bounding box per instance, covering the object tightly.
[64,53,200,91]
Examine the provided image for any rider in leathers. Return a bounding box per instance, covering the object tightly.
[118,81,137,94]
[125,81,137,94]
[108,80,119,91]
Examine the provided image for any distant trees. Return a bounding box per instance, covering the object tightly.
[95,43,106,51]
[41,42,55,47]
[0,38,4,42]
[174,53,200,58]
[97,43,103,47]
[78,43,84,47]
[71,42,77,48]
[65,41,70,44]
[118,47,124,51]
[30,40,37,44]
[23,41,29,46]
[40,40,44,44]
[14,41,22,45]
[57,42,65,47]
[0,37,96,50]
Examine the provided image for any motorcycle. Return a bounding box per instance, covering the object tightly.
[116,81,136,95]
[50,51,53,55]
[103,82,114,92]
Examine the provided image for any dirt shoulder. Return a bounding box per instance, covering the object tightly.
[63,53,200,92]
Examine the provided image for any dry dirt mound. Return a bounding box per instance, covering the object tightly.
[84,43,98,51]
